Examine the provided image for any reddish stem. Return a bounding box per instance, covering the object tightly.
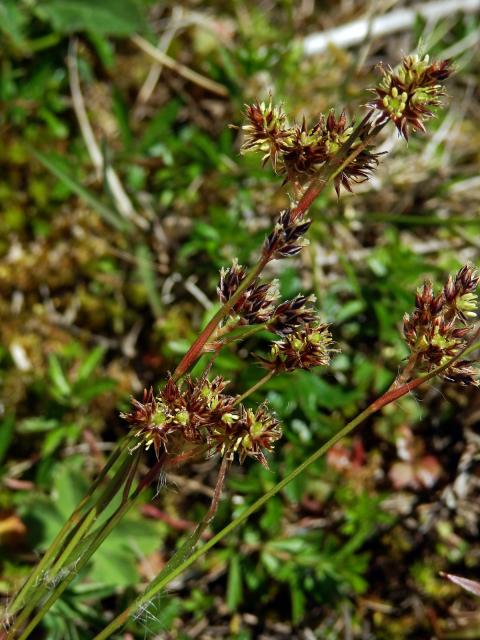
[172,257,268,381]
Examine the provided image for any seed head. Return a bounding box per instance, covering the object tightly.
[238,104,380,194]
[124,374,240,457]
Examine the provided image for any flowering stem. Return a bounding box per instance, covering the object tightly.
[14,454,166,640]
[290,112,380,222]
[389,353,419,390]
[172,113,387,383]
[93,456,231,640]
[93,335,480,639]
[209,323,266,349]
[204,455,230,523]
[12,447,214,639]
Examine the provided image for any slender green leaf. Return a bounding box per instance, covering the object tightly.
[31,148,129,232]
[0,414,15,464]
[48,355,71,397]
[76,346,106,382]
[226,554,243,610]
[135,244,163,317]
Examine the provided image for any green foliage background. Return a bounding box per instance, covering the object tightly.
[1,1,480,638]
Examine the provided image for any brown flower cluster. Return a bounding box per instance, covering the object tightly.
[240,97,291,169]
[123,373,281,467]
[217,260,322,337]
[218,259,279,324]
[266,294,317,336]
[262,208,312,261]
[369,54,452,139]
[403,265,479,385]
[240,104,380,194]
[259,322,334,372]
[210,404,281,467]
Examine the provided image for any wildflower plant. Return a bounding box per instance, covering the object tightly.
[6,52,480,640]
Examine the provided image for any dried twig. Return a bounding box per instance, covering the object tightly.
[303,0,480,55]
[67,39,148,229]
[131,33,228,98]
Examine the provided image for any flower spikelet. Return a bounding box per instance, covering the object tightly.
[443,264,479,324]
[267,294,317,335]
[218,259,247,304]
[280,116,329,181]
[240,98,292,168]
[260,323,334,372]
[122,387,173,457]
[263,208,312,261]
[211,403,282,468]
[369,54,453,139]
[235,405,282,467]
[217,260,280,325]
[403,265,479,385]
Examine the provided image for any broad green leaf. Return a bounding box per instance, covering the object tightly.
[89,548,138,586]
[53,461,89,520]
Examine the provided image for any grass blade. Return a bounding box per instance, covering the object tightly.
[31,147,131,232]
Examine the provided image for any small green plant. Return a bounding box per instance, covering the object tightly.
[5,53,480,639]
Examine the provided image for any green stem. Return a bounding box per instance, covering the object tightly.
[7,436,131,619]
[8,449,137,638]
[15,455,167,640]
[234,371,274,405]
[93,337,480,639]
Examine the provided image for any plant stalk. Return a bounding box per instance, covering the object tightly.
[234,371,275,405]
